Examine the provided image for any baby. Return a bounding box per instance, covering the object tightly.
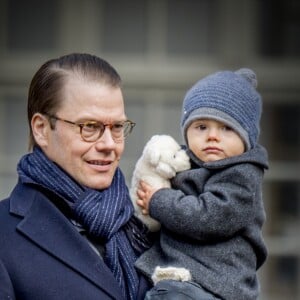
[135,68,269,300]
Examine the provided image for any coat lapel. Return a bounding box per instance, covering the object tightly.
[10,183,123,299]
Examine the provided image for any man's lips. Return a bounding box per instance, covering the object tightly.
[88,160,112,166]
[86,160,114,172]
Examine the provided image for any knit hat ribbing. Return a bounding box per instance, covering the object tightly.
[181,68,262,150]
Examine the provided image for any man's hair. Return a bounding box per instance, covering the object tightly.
[27,53,122,149]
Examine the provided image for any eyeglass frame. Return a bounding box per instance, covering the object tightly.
[46,114,136,142]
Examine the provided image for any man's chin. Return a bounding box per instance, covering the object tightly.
[89,178,114,190]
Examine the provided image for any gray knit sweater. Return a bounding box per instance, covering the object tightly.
[135,144,268,300]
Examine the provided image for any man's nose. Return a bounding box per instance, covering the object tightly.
[95,127,116,148]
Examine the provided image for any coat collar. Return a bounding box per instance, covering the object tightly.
[187,144,269,170]
[10,181,123,300]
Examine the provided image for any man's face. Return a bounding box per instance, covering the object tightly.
[34,76,126,190]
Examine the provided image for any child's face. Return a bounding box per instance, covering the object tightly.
[186,119,245,162]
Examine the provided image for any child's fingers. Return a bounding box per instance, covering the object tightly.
[136,199,145,207]
[139,180,151,190]
[137,188,146,199]
[136,199,149,215]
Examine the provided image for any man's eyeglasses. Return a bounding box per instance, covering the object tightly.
[47,115,136,142]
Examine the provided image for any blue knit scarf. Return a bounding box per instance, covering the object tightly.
[17,147,139,300]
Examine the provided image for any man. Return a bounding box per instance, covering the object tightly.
[0,53,151,300]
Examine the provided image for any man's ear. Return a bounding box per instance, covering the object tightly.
[31,113,50,147]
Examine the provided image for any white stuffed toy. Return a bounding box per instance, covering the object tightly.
[130,134,191,232]
[130,135,192,284]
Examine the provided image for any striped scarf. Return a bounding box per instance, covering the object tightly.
[17,147,139,300]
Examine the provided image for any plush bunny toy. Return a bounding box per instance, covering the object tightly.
[130,135,191,232]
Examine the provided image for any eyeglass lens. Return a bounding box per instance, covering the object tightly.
[80,121,134,142]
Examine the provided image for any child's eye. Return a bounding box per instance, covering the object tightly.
[222,125,233,131]
[197,124,207,130]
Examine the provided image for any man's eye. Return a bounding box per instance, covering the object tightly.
[112,123,124,132]
[83,122,99,131]
[113,123,124,129]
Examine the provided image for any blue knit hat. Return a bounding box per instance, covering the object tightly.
[181,68,262,150]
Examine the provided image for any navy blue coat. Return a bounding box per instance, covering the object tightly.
[0,181,150,299]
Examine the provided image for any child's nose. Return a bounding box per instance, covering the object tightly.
[207,127,220,141]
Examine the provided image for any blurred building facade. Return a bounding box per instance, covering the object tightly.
[0,0,299,299]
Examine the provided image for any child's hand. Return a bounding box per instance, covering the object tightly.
[136,181,159,215]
